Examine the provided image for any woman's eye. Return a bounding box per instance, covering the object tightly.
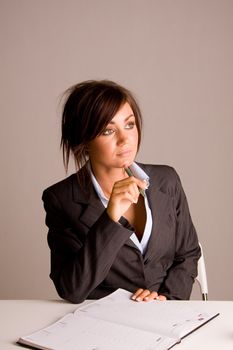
[125,121,135,129]
[102,128,114,136]
[101,121,135,135]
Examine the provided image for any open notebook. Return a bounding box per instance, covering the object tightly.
[18,289,219,350]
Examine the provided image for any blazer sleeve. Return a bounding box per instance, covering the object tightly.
[158,169,201,300]
[42,189,133,304]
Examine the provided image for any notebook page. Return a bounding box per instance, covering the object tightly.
[19,312,177,350]
[77,289,218,339]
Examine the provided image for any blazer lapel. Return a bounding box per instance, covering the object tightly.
[71,172,106,228]
[124,236,142,250]
[143,185,174,262]
[123,184,175,254]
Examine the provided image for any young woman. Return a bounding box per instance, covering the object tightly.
[42,80,201,303]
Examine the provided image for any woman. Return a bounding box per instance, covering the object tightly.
[42,80,201,303]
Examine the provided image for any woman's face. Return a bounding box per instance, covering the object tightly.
[88,102,138,171]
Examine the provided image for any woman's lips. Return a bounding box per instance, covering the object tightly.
[117,149,132,157]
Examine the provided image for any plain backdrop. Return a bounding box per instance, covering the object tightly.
[0,0,232,301]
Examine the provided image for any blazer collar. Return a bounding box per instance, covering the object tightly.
[71,169,94,204]
[71,171,106,226]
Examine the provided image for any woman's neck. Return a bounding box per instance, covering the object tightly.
[90,163,128,198]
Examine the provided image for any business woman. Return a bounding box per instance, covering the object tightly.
[42,80,201,303]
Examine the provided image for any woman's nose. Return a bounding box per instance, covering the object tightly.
[116,129,129,145]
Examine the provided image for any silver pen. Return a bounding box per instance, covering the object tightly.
[125,167,146,197]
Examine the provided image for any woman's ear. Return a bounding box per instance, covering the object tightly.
[84,144,90,159]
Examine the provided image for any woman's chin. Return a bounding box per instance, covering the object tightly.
[118,159,134,169]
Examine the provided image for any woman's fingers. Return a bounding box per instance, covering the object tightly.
[116,176,148,193]
[113,180,139,203]
[132,288,158,301]
[107,176,146,221]
[131,288,145,300]
[131,288,167,302]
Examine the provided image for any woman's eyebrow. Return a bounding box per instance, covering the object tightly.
[109,114,135,124]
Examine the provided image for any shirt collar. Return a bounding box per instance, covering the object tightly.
[128,162,149,186]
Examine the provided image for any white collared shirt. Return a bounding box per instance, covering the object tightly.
[89,162,153,255]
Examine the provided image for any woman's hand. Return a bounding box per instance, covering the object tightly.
[106,176,147,222]
[131,288,167,302]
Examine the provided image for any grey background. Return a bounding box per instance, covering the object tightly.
[0,0,232,300]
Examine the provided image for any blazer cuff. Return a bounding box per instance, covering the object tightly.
[118,216,135,232]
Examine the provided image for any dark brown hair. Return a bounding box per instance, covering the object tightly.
[61,80,143,175]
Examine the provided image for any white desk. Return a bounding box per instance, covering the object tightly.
[0,299,232,349]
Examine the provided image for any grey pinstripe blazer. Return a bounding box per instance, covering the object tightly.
[42,163,200,303]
